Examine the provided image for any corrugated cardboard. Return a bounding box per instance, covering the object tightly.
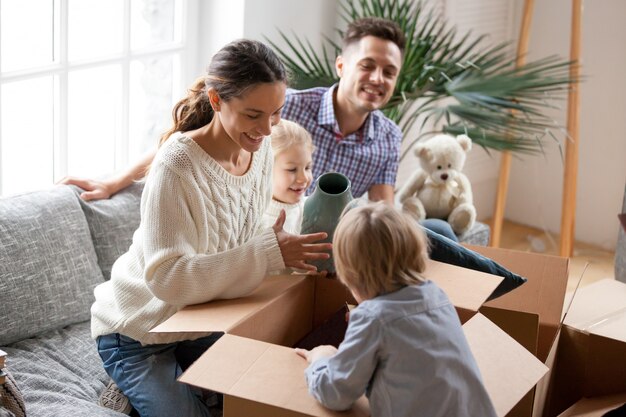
[310,259,504,327]
[180,333,370,417]
[557,393,626,417]
[467,246,570,417]
[465,314,549,417]
[152,274,315,347]
[152,249,560,417]
[543,279,626,417]
[182,313,548,417]
[469,246,570,362]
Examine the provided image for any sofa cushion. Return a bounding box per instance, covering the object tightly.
[1,321,127,417]
[71,182,143,281]
[0,186,104,346]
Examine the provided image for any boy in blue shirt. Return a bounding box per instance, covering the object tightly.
[296,203,497,417]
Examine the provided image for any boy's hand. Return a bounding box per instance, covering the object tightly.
[295,345,338,364]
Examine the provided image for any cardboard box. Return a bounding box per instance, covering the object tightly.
[557,393,626,417]
[152,251,553,417]
[467,246,571,417]
[542,279,626,417]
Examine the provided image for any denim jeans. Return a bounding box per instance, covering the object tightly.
[97,332,223,417]
[420,218,459,242]
[424,227,526,300]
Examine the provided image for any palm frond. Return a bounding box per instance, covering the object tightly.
[266,0,578,155]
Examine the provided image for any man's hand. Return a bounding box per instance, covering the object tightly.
[295,345,338,364]
[272,210,332,272]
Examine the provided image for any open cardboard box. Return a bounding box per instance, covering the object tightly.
[465,246,571,417]
[151,248,564,417]
[540,279,626,417]
[557,393,626,417]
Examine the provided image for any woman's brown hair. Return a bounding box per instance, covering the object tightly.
[159,39,287,146]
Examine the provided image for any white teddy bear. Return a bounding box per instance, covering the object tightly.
[396,133,477,235]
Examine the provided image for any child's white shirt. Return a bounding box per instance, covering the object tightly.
[262,198,306,235]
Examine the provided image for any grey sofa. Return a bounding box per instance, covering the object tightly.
[0,183,143,417]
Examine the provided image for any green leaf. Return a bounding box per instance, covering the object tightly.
[266,0,578,155]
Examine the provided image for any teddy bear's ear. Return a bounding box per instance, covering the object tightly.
[456,134,473,152]
[414,143,433,161]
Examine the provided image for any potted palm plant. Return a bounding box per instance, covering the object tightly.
[267,0,576,161]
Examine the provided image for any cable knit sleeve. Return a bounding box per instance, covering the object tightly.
[140,157,285,307]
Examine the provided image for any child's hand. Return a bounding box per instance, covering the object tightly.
[295,345,338,364]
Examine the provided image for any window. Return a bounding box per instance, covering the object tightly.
[0,0,195,196]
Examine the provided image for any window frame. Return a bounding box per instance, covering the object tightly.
[0,0,199,196]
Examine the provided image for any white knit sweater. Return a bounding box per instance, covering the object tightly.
[262,198,305,235]
[91,133,285,345]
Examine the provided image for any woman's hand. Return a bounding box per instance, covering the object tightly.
[295,345,338,364]
[272,209,332,272]
[57,176,117,201]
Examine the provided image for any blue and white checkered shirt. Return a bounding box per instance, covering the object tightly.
[283,85,402,198]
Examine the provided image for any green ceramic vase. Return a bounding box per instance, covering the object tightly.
[301,172,353,273]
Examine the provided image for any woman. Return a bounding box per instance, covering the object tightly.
[92,39,330,417]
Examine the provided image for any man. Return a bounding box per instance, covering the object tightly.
[283,17,404,202]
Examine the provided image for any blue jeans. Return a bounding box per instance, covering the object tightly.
[423,227,526,300]
[420,218,458,242]
[97,333,223,417]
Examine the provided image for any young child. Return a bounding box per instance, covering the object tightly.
[295,202,497,417]
[262,119,314,234]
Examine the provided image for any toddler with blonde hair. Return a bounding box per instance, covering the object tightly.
[262,119,314,234]
[296,202,497,417]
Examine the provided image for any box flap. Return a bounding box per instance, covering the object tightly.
[464,313,549,417]
[470,246,569,361]
[180,334,370,417]
[311,261,502,328]
[563,279,626,343]
[423,259,503,312]
[151,275,309,334]
[558,393,626,416]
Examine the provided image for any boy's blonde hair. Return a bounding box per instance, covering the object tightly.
[270,120,314,156]
[333,202,429,299]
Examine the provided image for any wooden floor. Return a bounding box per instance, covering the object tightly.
[490,219,616,294]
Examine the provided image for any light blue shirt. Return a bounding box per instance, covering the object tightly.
[305,281,497,417]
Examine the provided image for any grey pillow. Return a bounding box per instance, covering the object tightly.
[0,186,104,345]
[71,182,143,281]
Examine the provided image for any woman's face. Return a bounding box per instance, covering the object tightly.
[272,143,313,204]
[216,81,286,152]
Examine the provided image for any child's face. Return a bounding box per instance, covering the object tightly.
[272,144,313,204]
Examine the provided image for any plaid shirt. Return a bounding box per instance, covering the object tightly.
[283,85,402,198]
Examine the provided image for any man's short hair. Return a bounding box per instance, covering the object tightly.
[342,17,406,54]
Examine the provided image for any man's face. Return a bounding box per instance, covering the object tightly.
[335,35,402,114]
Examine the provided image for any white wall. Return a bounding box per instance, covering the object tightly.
[191,0,245,81]
[194,0,338,81]
[505,0,626,250]
[243,0,338,50]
